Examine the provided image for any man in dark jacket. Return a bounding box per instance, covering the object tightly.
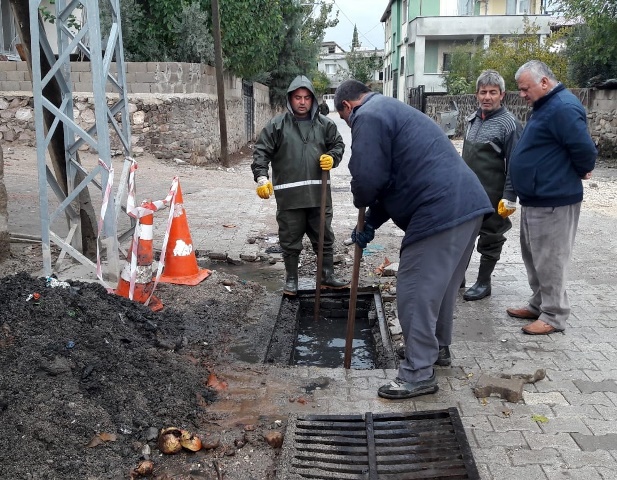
[462,70,522,301]
[507,60,596,335]
[318,98,330,116]
[252,76,347,295]
[334,79,493,400]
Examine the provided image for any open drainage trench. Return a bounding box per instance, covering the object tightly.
[265,289,397,370]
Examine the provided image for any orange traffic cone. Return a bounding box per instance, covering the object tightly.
[116,200,164,312]
[159,181,211,285]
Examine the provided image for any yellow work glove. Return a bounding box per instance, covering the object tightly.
[319,154,334,171]
[498,199,517,218]
[256,176,273,199]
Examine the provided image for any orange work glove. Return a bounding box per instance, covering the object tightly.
[498,199,517,218]
[256,176,273,199]
[319,154,334,171]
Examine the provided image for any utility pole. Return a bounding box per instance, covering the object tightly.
[19,0,132,282]
[211,0,229,167]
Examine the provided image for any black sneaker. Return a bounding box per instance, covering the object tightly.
[377,372,438,399]
[396,345,451,366]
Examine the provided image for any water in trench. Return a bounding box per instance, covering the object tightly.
[291,294,378,369]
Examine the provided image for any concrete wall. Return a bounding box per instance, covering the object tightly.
[425,88,617,159]
[0,61,274,164]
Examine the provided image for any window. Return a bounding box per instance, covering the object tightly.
[400,57,405,75]
[379,71,384,81]
[325,63,337,74]
[1,0,16,54]
[517,0,530,14]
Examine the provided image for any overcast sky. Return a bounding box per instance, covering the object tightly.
[322,0,389,51]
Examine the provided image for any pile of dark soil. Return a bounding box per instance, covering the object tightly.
[0,267,281,479]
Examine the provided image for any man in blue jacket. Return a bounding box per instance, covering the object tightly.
[507,60,596,335]
[334,80,493,399]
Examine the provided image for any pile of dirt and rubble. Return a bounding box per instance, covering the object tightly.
[0,246,286,480]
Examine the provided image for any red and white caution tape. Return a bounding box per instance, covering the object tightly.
[96,158,114,292]
[145,176,179,306]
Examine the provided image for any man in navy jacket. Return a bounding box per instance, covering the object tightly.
[507,60,597,335]
[334,80,493,399]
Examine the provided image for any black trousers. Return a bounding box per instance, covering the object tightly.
[276,206,335,258]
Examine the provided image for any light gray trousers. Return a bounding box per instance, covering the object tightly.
[520,203,581,330]
[398,217,482,383]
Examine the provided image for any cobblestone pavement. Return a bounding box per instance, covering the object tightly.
[4,114,617,479]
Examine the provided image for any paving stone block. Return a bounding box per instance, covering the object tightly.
[474,430,527,449]
[562,391,613,407]
[552,405,604,420]
[573,379,617,394]
[523,392,569,406]
[581,419,617,435]
[538,417,592,435]
[208,251,228,261]
[487,465,547,480]
[543,465,604,480]
[522,432,579,450]
[510,447,561,465]
[488,415,544,433]
[473,374,526,403]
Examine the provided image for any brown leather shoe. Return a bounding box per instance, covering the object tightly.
[521,320,563,335]
[507,307,539,320]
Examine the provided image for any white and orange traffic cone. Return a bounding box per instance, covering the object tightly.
[159,181,211,285]
[115,200,164,312]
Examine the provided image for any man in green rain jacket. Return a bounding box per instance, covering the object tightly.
[251,75,347,295]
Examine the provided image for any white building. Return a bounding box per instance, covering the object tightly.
[318,41,384,94]
[380,0,557,100]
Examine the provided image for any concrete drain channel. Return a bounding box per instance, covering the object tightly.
[278,409,480,479]
[265,288,396,369]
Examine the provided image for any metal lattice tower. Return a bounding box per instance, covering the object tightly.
[29,0,132,281]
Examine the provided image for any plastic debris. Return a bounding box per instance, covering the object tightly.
[26,293,40,302]
[46,277,71,288]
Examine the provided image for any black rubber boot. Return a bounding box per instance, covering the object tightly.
[283,255,299,296]
[463,258,495,301]
[321,255,349,289]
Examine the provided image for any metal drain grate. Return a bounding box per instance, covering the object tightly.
[278,408,479,479]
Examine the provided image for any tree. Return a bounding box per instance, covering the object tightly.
[100,0,215,63]
[311,70,331,98]
[560,0,617,85]
[482,19,569,90]
[172,2,215,64]
[213,0,287,79]
[351,25,360,50]
[262,0,338,106]
[441,18,569,93]
[441,44,484,94]
[344,49,383,85]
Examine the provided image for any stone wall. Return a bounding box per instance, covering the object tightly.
[0,61,274,164]
[425,88,617,159]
